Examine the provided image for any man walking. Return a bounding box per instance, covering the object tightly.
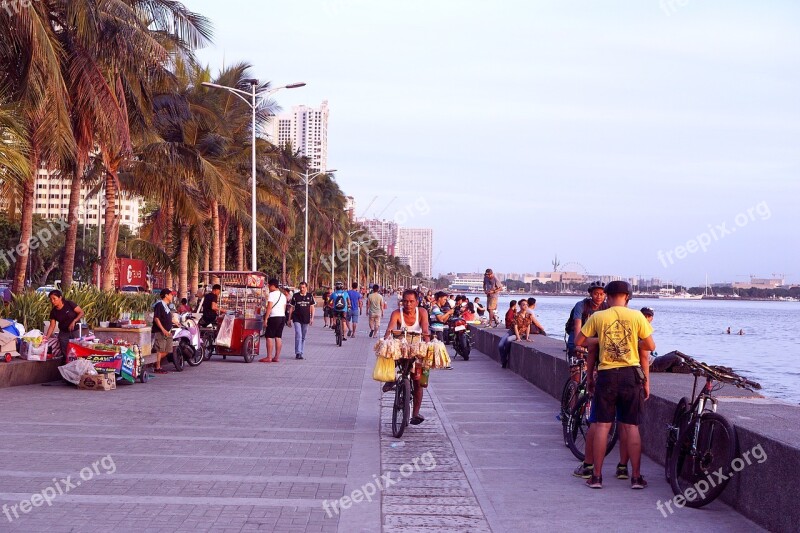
[576,281,654,490]
[483,268,503,327]
[287,282,315,360]
[347,282,363,337]
[260,278,287,363]
[367,284,386,337]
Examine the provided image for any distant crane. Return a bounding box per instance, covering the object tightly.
[552,254,560,272]
[357,196,378,219]
[374,196,397,220]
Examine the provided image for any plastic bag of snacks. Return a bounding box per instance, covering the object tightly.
[427,340,451,369]
[372,356,396,382]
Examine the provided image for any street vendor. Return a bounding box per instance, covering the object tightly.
[382,289,431,425]
[43,290,84,361]
[199,284,221,327]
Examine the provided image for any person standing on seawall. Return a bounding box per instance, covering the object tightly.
[483,268,503,328]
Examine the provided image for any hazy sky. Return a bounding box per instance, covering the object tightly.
[190,0,799,286]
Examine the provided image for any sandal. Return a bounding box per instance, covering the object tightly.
[410,415,425,425]
[154,368,168,374]
[258,357,272,363]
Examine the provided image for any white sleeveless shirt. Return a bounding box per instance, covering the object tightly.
[401,307,423,333]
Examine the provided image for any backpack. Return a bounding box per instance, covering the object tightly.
[564,299,591,334]
[333,292,346,311]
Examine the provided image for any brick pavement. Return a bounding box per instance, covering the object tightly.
[0,304,766,532]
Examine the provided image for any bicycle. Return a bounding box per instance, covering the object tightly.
[562,359,619,462]
[664,351,761,508]
[332,311,346,347]
[386,330,423,438]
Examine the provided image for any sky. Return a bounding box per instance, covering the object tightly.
[189,0,800,286]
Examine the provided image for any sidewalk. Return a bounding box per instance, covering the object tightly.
[0,311,763,532]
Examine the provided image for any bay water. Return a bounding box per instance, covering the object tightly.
[486,295,800,404]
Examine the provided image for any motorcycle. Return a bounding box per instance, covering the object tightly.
[167,313,204,371]
[446,316,471,360]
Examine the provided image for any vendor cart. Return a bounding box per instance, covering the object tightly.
[200,271,265,363]
[67,341,148,383]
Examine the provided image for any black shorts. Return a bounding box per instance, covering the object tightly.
[594,366,644,426]
[324,308,332,318]
[264,316,286,339]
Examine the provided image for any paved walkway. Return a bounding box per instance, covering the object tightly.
[0,307,762,532]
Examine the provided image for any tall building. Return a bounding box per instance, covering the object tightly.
[397,228,433,278]
[2,166,144,231]
[270,101,329,171]
[358,218,398,256]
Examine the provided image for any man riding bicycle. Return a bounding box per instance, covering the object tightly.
[330,281,351,340]
[383,289,431,425]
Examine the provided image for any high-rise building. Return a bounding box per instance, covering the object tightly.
[397,228,433,278]
[2,166,144,231]
[270,100,329,171]
[358,218,398,256]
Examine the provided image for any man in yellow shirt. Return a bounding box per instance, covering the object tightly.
[576,281,655,490]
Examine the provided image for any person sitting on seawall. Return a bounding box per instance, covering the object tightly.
[504,300,518,329]
[461,302,477,322]
[498,299,533,369]
[474,297,486,318]
[525,298,547,336]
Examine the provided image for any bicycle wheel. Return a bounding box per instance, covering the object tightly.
[668,412,736,507]
[560,378,579,446]
[335,320,343,347]
[566,394,618,462]
[392,378,411,438]
[665,397,690,481]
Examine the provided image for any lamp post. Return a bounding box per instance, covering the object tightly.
[345,229,359,287]
[302,169,335,284]
[202,80,306,271]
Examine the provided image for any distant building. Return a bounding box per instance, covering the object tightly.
[270,100,329,172]
[344,196,356,222]
[1,165,144,231]
[358,218,398,256]
[396,228,433,278]
[733,276,784,290]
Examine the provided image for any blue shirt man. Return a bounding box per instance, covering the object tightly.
[347,283,363,337]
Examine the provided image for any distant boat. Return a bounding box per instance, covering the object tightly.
[448,278,485,293]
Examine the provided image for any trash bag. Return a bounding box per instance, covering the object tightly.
[372,356,396,383]
[59,359,97,385]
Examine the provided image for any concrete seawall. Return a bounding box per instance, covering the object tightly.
[470,325,798,533]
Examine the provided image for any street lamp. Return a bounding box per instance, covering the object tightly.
[202,79,306,271]
[345,229,360,287]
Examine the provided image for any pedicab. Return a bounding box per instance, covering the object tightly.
[200,271,266,363]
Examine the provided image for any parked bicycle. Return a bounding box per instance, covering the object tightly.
[664,351,761,508]
[561,352,619,461]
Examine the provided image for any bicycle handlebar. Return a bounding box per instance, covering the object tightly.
[675,351,761,391]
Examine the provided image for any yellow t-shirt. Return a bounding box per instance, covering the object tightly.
[581,306,654,370]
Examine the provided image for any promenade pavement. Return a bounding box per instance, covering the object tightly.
[0,305,762,532]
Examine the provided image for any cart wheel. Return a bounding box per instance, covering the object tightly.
[140,369,149,383]
[242,335,257,363]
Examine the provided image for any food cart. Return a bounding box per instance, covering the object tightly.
[201,271,265,363]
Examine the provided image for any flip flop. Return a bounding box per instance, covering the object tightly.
[272,359,280,363]
[258,357,272,363]
[410,415,425,425]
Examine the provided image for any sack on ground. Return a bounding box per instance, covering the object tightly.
[59,358,97,385]
[372,356,395,382]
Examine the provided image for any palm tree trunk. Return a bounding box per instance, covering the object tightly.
[190,257,200,299]
[61,168,82,290]
[281,251,287,285]
[178,223,189,299]
[219,211,228,271]
[202,242,210,285]
[12,163,36,293]
[101,173,120,291]
[211,201,220,271]
[164,200,174,290]
[236,222,244,270]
